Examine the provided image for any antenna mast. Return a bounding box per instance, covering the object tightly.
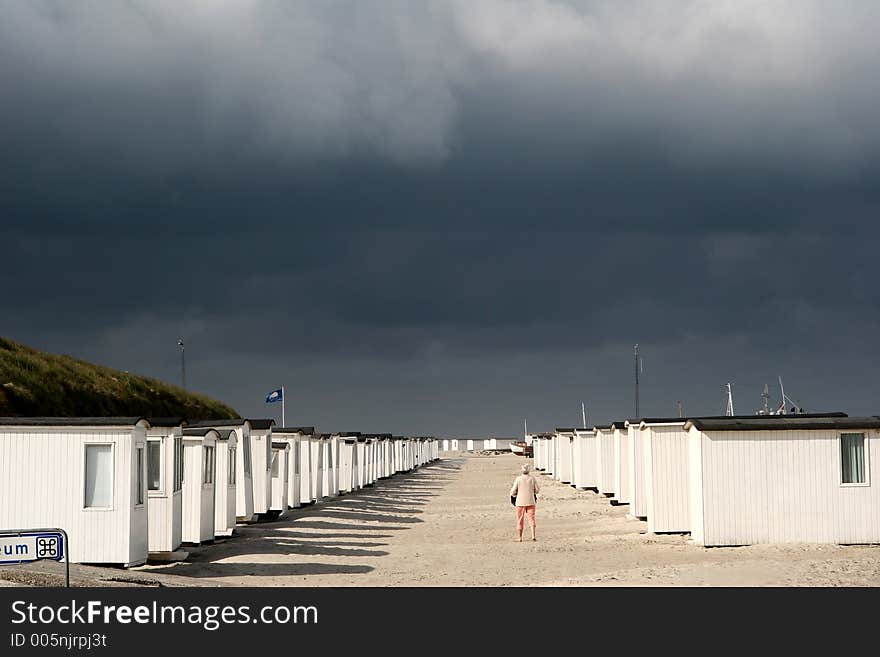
[725,382,734,416]
[581,402,587,429]
[634,344,640,417]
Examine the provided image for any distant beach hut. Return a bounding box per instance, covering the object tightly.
[213,428,238,537]
[553,429,575,484]
[180,428,218,545]
[270,441,290,515]
[248,419,276,518]
[0,417,151,566]
[626,420,648,519]
[572,428,596,489]
[594,425,616,497]
[189,419,256,523]
[145,418,186,556]
[685,415,879,546]
[273,427,314,509]
[299,432,314,504]
[336,433,359,493]
[611,422,630,506]
[311,434,327,502]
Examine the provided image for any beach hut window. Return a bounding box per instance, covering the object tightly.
[173,437,184,491]
[840,433,867,485]
[136,447,145,506]
[243,438,252,475]
[229,447,237,485]
[147,441,162,491]
[271,451,280,478]
[84,444,113,509]
[203,446,215,485]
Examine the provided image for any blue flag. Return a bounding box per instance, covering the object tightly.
[265,388,283,403]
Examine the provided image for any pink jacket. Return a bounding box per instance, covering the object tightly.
[510,474,540,507]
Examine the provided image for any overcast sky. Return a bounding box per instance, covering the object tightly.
[3,1,880,437]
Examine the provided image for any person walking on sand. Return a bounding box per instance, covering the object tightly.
[510,462,540,542]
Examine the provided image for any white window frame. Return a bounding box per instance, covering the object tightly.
[83,442,115,511]
[135,444,145,507]
[243,436,252,476]
[228,447,237,486]
[147,439,164,496]
[173,436,184,492]
[840,432,870,487]
[203,446,215,486]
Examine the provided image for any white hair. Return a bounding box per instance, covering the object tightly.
[521,463,531,474]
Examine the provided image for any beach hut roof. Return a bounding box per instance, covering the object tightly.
[216,429,236,440]
[271,441,289,449]
[631,412,848,425]
[0,416,150,427]
[275,426,316,435]
[686,416,880,432]
[248,419,275,430]
[188,418,247,428]
[146,417,187,427]
[183,427,221,437]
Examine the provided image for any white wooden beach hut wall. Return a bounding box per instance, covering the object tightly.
[379,435,392,478]
[442,439,450,452]
[573,428,596,489]
[327,435,340,497]
[338,436,356,493]
[384,437,395,477]
[541,435,555,476]
[273,427,313,509]
[145,418,184,555]
[554,429,575,484]
[594,426,616,497]
[213,429,238,537]
[270,441,289,513]
[641,421,690,533]
[300,434,314,504]
[466,439,475,451]
[310,435,326,502]
[0,417,150,566]
[627,421,648,519]
[355,436,368,487]
[534,436,545,471]
[249,419,275,517]
[181,428,217,545]
[685,416,880,546]
[612,422,631,505]
[189,419,255,523]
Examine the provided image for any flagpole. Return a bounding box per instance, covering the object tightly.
[282,385,285,427]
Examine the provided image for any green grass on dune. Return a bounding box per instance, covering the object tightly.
[0,336,238,420]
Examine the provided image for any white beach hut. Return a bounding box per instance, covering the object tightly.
[248,419,276,519]
[180,428,218,545]
[533,435,545,471]
[594,425,616,498]
[189,419,256,523]
[612,422,631,506]
[145,418,185,556]
[213,428,238,537]
[299,432,314,504]
[685,415,880,546]
[269,441,289,516]
[310,434,326,502]
[626,419,648,519]
[336,433,359,493]
[554,429,575,484]
[572,428,597,490]
[0,417,150,566]
[274,426,314,509]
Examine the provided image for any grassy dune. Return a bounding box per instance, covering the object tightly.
[0,336,238,419]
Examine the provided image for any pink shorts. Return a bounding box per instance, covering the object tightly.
[515,505,536,531]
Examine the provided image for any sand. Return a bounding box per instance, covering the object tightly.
[4,452,879,586]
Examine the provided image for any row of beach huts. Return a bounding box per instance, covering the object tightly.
[0,417,438,566]
[531,413,879,546]
[438,438,514,452]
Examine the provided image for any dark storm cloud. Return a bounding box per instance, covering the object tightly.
[3,1,880,434]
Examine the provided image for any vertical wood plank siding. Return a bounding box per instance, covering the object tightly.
[693,429,880,546]
[628,425,647,518]
[645,425,690,533]
[614,428,631,504]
